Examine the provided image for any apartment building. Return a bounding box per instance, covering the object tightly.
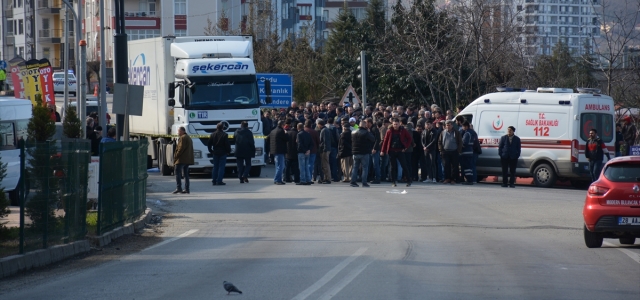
[520,0,601,56]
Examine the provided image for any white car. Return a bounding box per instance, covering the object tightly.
[53,72,77,95]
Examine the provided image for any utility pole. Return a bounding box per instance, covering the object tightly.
[114,0,128,140]
[357,51,367,108]
[99,0,107,130]
[63,5,69,119]
[78,0,86,139]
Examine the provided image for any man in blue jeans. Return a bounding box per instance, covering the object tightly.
[304,119,320,184]
[350,120,375,187]
[296,123,312,185]
[208,122,231,185]
[265,120,289,185]
[366,118,381,184]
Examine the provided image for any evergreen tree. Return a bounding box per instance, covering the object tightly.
[533,41,595,89]
[25,95,58,231]
[324,3,362,94]
[0,153,10,221]
[63,105,82,139]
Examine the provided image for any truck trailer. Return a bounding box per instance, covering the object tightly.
[127,35,269,176]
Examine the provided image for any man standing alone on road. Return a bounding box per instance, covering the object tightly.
[234,121,255,184]
[208,122,231,186]
[351,120,375,187]
[498,126,521,188]
[266,120,288,185]
[173,126,194,194]
[585,129,610,182]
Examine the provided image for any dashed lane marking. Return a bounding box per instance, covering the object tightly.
[291,247,368,300]
[603,242,640,264]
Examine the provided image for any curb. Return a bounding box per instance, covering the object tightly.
[0,208,152,279]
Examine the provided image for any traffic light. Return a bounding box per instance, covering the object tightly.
[356,51,367,107]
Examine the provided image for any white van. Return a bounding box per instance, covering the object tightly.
[0,99,32,204]
[457,87,615,187]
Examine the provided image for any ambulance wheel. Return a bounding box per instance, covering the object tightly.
[533,163,556,188]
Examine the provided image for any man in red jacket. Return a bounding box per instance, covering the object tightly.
[381,118,412,187]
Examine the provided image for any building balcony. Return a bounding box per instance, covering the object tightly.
[4,6,12,18]
[5,33,15,45]
[124,10,158,17]
[37,0,62,14]
[39,29,63,43]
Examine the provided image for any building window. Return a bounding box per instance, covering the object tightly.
[323,10,328,22]
[126,29,161,41]
[175,29,187,36]
[6,20,13,34]
[323,30,328,39]
[350,8,365,20]
[299,6,311,17]
[18,46,24,57]
[174,0,186,15]
[282,3,290,19]
[43,47,51,60]
[18,19,23,34]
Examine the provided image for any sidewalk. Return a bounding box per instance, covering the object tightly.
[1,206,66,228]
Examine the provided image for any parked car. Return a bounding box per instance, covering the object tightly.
[583,156,640,248]
[53,72,77,95]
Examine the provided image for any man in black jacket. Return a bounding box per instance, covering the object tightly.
[350,120,375,187]
[262,111,274,164]
[265,120,288,185]
[498,126,522,188]
[296,123,312,185]
[422,120,439,183]
[366,118,382,184]
[285,121,300,183]
[208,122,231,185]
[234,121,255,184]
[317,119,332,184]
[586,128,611,182]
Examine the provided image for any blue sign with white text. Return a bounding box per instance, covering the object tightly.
[257,73,293,108]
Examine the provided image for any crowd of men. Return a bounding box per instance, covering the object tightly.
[258,101,488,187]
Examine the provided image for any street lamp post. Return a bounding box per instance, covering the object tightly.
[99,0,107,130]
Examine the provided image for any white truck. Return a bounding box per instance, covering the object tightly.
[127,36,270,176]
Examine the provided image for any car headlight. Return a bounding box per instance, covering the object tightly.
[255,147,263,156]
[194,150,202,159]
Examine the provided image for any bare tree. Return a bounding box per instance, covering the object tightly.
[590,0,640,98]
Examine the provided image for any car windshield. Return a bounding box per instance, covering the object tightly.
[185,75,259,110]
[603,163,640,182]
[53,73,76,80]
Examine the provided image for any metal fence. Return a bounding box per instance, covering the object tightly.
[97,140,148,235]
[16,140,91,254]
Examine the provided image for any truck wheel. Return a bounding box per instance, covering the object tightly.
[584,225,603,248]
[159,143,172,176]
[533,163,556,188]
[8,189,19,206]
[249,166,262,177]
[619,237,636,245]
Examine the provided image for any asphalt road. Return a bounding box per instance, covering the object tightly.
[2,166,639,299]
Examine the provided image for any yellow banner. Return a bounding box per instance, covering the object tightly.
[21,59,48,105]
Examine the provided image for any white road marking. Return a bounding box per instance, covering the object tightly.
[317,259,373,300]
[291,247,368,300]
[143,229,199,252]
[603,241,640,264]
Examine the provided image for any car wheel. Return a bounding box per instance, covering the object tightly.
[584,225,603,248]
[533,163,557,188]
[619,237,636,245]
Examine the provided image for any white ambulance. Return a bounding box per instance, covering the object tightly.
[457,87,615,188]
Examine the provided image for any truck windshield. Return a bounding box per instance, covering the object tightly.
[185,75,259,109]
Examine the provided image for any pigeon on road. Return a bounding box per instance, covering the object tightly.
[223,281,243,295]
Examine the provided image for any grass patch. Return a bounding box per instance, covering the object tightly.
[86,211,97,236]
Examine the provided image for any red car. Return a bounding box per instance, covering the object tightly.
[583,156,640,248]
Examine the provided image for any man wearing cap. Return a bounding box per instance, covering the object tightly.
[498,126,521,188]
